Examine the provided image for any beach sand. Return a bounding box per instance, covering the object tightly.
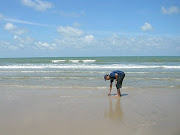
[0,86,180,135]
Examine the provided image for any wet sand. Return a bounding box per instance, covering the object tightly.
[0,86,180,135]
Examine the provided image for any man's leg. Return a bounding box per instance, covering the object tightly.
[116,74,125,97]
[117,89,121,97]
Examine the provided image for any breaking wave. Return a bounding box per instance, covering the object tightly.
[0,64,179,69]
[51,59,96,63]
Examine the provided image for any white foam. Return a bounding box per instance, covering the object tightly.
[52,60,66,63]
[0,64,179,69]
[82,60,96,63]
[51,59,96,63]
[161,66,180,69]
[69,60,80,63]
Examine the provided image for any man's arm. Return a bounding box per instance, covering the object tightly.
[108,83,112,96]
[115,73,118,81]
[115,73,118,85]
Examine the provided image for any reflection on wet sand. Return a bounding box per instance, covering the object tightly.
[104,97,124,121]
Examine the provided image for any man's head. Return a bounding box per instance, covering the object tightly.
[104,74,110,81]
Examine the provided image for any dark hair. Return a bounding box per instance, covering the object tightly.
[104,74,109,80]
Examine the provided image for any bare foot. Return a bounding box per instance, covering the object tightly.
[113,94,121,98]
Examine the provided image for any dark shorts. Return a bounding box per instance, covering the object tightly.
[116,73,125,89]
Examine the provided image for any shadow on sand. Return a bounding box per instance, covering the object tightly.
[110,93,128,97]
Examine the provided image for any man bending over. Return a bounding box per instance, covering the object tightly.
[104,70,125,97]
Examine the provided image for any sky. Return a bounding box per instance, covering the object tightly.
[0,0,180,57]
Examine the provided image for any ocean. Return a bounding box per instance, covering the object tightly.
[0,56,179,89]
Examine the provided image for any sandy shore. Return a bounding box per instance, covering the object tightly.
[0,86,180,135]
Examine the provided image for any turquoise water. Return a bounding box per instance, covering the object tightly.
[0,56,179,89]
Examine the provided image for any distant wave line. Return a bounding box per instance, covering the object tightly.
[52,59,96,63]
[0,71,179,75]
[0,76,100,80]
[0,64,179,69]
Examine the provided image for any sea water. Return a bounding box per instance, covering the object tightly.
[0,56,179,89]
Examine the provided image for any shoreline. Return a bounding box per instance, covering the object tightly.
[0,84,179,90]
[0,86,180,135]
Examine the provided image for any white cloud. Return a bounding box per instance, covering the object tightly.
[0,41,18,50]
[4,17,51,27]
[4,23,27,35]
[14,29,27,35]
[141,22,153,31]
[21,0,53,11]
[1,30,179,55]
[1,35,56,50]
[14,35,23,41]
[55,37,83,48]
[57,26,83,37]
[55,25,95,48]
[55,36,95,49]
[161,6,179,15]
[54,32,179,55]
[34,42,56,49]
[84,35,94,43]
[13,35,24,48]
[0,13,52,27]
[13,35,34,48]
[4,23,16,30]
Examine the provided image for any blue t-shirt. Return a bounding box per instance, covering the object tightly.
[109,70,124,83]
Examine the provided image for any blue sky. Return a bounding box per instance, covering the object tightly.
[0,0,180,57]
